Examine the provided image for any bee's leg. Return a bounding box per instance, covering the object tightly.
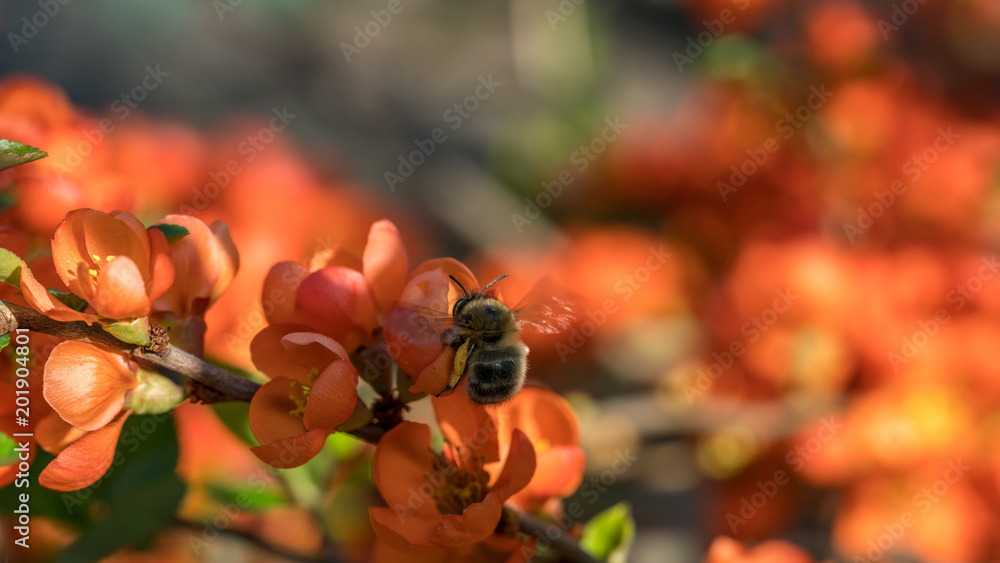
[441,327,462,347]
[441,339,473,394]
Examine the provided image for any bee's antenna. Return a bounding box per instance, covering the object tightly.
[483,273,509,292]
[449,275,468,295]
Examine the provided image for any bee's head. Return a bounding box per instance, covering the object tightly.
[449,274,509,317]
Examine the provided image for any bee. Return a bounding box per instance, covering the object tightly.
[439,273,576,404]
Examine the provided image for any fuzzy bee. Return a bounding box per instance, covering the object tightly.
[437,273,576,404]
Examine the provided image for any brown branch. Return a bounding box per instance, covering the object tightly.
[0,299,387,443]
[516,510,602,563]
[0,299,259,402]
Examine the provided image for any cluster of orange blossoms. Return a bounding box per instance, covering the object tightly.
[1,190,586,560]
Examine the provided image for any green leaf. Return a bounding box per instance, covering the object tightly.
[57,414,186,563]
[47,289,89,312]
[205,483,286,512]
[0,431,18,465]
[0,248,25,288]
[103,317,151,346]
[0,333,8,354]
[580,502,635,563]
[0,139,48,172]
[150,224,190,243]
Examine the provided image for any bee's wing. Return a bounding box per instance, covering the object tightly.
[512,276,578,335]
[388,302,456,334]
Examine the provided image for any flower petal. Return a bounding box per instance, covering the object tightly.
[432,391,500,463]
[43,341,136,432]
[372,422,439,518]
[39,413,128,492]
[250,323,323,383]
[248,377,307,445]
[410,347,456,397]
[261,261,309,325]
[435,491,503,548]
[489,429,536,501]
[370,506,443,551]
[281,332,350,371]
[407,258,478,312]
[51,208,95,291]
[93,256,151,319]
[386,307,445,377]
[250,428,331,468]
[500,386,579,448]
[295,266,379,351]
[153,214,227,317]
[363,220,409,315]
[303,360,359,430]
[145,224,175,304]
[35,412,87,454]
[509,445,585,510]
[19,262,91,323]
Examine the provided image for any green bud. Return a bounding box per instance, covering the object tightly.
[124,369,184,415]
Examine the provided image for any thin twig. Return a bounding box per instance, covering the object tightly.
[0,299,259,402]
[0,299,387,443]
[517,510,602,563]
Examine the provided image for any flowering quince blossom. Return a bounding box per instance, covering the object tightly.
[384,258,479,396]
[258,219,408,354]
[248,327,361,468]
[38,341,183,491]
[368,419,536,551]
[20,209,174,324]
[490,386,586,512]
[152,214,239,319]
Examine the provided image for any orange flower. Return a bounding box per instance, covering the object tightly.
[369,421,536,550]
[385,258,479,396]
[22,209,174,323]
[494,387,585,512]
[258,219,408,353]
[248,327,361,468]
[152,214,239,318]
[39,341,182,491]
[428,386,584,513]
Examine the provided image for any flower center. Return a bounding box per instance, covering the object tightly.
[88,254,117,277]
[428,446,490,515]
[288,368,319,418]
